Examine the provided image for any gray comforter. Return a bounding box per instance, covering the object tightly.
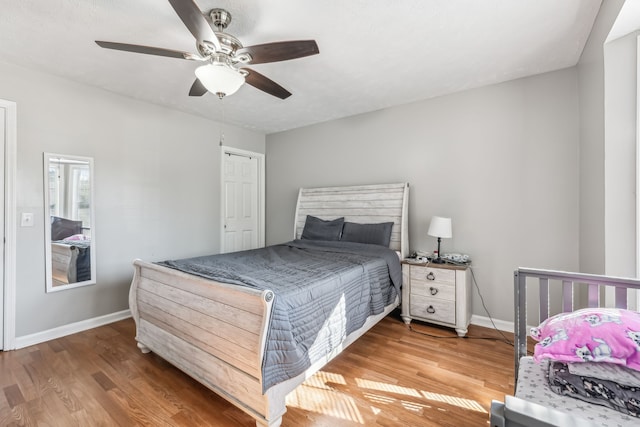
[158,239,401,392]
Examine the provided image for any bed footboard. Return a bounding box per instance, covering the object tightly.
[129,260,283,427]
[51,242,79,286]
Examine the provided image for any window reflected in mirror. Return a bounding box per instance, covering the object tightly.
[44,153,96,292]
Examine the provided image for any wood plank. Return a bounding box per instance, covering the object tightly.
[301,185,405,193]
[297,207,402,217]
[66,378,121,425]
[0,400,40,426]
[3,384,25,408]
[70,408,96,426]
[298,201,403,210]
[138,277,263,335]
[138,300,261,377]
[76,375,134,426]
[91,372,116,391]
[138,319,266,412]
[6,363,37,402]
[40,388,79,425]
[140,264,266,315]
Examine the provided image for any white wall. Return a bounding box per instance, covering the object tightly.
[577,0,625,274]
[266,68,580,323]
[604,31,638,277]
[0,60,265,337]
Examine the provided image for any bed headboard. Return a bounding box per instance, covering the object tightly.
[294,182,410,258]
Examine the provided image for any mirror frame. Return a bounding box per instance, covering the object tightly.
[43,153,96,292]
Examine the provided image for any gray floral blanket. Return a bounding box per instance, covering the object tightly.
[548,361,640,418]
[158,239,401,392]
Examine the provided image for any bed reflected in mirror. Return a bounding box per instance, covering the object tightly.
[44,153,96,292]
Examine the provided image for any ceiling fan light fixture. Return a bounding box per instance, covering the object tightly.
[95,4,318,100]
[195,63,245,98]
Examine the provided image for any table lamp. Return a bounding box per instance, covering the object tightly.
[427,216,452,264]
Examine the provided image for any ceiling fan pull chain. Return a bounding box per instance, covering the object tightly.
[219,98,225,146]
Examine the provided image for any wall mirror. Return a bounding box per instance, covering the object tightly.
[44,153,96,292]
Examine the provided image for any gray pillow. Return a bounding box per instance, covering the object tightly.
[341,221,394,247]
[51,216,83,241]
[301,215,344,241]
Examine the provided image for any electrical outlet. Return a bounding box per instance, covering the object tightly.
[21,212,34,227]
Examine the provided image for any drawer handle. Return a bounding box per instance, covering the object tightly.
[429,287,438,296]
[426,272,436,281]
[426,305,436,314]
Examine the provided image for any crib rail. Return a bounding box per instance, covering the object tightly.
[513,267,640,383]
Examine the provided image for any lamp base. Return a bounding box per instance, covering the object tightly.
[431,257,446,264]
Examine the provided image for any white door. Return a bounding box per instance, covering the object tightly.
[221,150,260,253]
[0,107,5,349]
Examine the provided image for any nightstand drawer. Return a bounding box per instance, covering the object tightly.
[410,266,455,286]
[410,295,455,324]
[410,281,455,301]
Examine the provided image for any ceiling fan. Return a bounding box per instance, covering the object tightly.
[95,0,319,99]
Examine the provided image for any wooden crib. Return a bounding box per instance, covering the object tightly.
[491,267,640,427]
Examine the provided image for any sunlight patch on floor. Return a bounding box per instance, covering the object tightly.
[401,399,433,413]
[355,378,421,397]
[357,377,487,413]
[285,370,486,423]
[307,371,347,388]
[362,391,435,415]
[362,392,396,405]
[286,382,364,424]
[420,391,486,413]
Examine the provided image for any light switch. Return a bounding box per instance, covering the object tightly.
[21,212,34,227]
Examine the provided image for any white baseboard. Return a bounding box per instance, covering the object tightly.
[470,314,513,333]
[14,309,131,350]
[12,311,512,350]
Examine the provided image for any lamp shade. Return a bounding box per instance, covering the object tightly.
[427,216,452,239]
[195,64,245,98]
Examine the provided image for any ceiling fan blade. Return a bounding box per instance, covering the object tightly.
[237,40,319,65]
[189,79,207,96]
[242,68,292,99]
[167,0,221,51]
[95,41,197,60]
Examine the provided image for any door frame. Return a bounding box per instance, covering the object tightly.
[219,146,265,252]
[1,99,17,351]
[636,34,640,309]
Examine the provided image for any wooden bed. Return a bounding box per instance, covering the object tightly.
[129,182,409,427]
[51,242,80,286]
[51,240,92,286]
[490,268,640,427]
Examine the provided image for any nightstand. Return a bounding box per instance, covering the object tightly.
[401,261,471,337]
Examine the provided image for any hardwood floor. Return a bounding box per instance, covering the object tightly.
[0,311,515,426]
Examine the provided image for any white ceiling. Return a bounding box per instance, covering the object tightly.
[0,0,602,134]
